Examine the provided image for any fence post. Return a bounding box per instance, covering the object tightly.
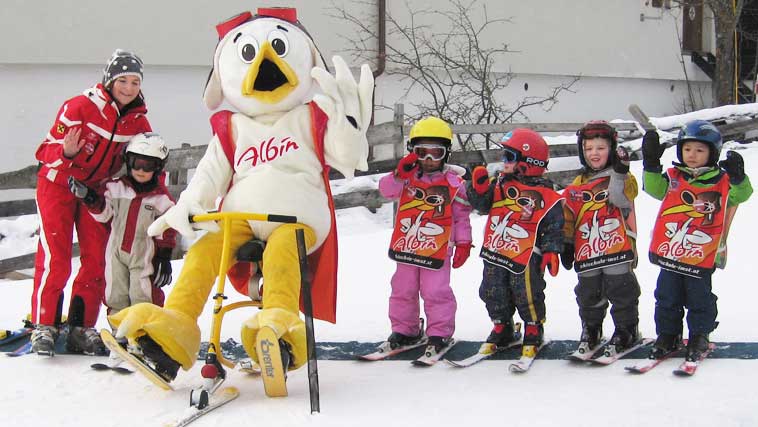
[391,104,404,225]
[176,143,190,185]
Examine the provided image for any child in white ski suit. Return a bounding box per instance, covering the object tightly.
[69,133,176,318]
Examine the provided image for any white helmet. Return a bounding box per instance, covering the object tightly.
[124,132,169,174]
[125,132,169,160]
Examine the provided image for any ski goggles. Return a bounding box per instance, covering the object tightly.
[126,155,163,172]
[578,124,616,140]
[502,148,521,163]
[412,144,447,161]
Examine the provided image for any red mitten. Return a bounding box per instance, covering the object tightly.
[471,166,490,195]
[452,243,473,269]
[540,252,559,277]
[395,153,419,179]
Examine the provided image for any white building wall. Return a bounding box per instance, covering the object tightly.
[0,1,714,173]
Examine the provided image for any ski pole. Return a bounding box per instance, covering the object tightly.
[296,228,320,414]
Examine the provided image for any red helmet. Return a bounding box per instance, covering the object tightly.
[499,128,549,176]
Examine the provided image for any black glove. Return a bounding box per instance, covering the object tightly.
[151,247,173,288]
[560,243,575,270]
[719,150,746,184]
[612,146,630,174]
[641,130,664,171]
[67,176,99,206]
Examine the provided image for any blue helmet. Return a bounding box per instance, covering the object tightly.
[676,120,722,166]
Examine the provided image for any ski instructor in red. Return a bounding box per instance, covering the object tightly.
[108,8,373,391]
[31,50,152,356]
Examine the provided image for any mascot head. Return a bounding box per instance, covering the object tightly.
[203,8,327,116]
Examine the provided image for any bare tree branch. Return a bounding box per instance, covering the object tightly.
[330,0,579,151]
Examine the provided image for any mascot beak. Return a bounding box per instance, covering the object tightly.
[492,198,518,210]
[400,199,430,211]
[661,204,698,217]
[241,41,299,103]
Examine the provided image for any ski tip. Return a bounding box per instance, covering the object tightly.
[220,386,240,397]
[509,365,527,374]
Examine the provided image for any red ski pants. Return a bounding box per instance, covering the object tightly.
[32,178,107,327]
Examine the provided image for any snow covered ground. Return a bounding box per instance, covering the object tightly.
[1,128,757,426]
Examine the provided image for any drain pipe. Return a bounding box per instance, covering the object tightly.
[371,0,386,125]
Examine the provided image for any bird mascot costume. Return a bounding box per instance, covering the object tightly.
[108,7,373,386]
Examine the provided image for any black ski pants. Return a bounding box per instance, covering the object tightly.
[574,263,640,330]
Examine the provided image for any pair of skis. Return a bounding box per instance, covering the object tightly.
[625,340,716,376]
[449,324,555,373]
[358,336,457,366]
[100,329,240,426]
[360,323,551,373]
[1,320,35,357]
[569,338,654,365]
[359,318,457,366]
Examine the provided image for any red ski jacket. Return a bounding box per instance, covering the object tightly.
[35,83,152,188]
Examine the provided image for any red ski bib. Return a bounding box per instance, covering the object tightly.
[480,178,562,273]
[564,177,635,272]
[388,175,458,270]
[649,168,729,278]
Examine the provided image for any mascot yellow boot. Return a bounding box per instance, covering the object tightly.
[111,7,373,394]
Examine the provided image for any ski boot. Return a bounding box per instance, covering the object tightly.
[605,324,640,354]
[136,335,181,383]
[31,324,59,356]
[426,336,453,354]
[66,326,108,356]
[648,333,683,360]
[387,330,425,350]
[485,319,517,348]
[572,323,603,358]
[521,322,544,358]
[580,324,602,348]
[413,335,455,365]
[685,333,710,362]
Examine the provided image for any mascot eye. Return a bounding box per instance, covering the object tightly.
[426,195,445,206]
[681,190,695,205]
[236,35,260,64]
[268,30,289,57]
[506,186,519,199]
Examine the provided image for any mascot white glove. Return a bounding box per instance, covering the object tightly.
[148,199,220,240]
[311,56,374,175]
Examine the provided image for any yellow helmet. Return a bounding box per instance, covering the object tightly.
[408,117,453,145]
